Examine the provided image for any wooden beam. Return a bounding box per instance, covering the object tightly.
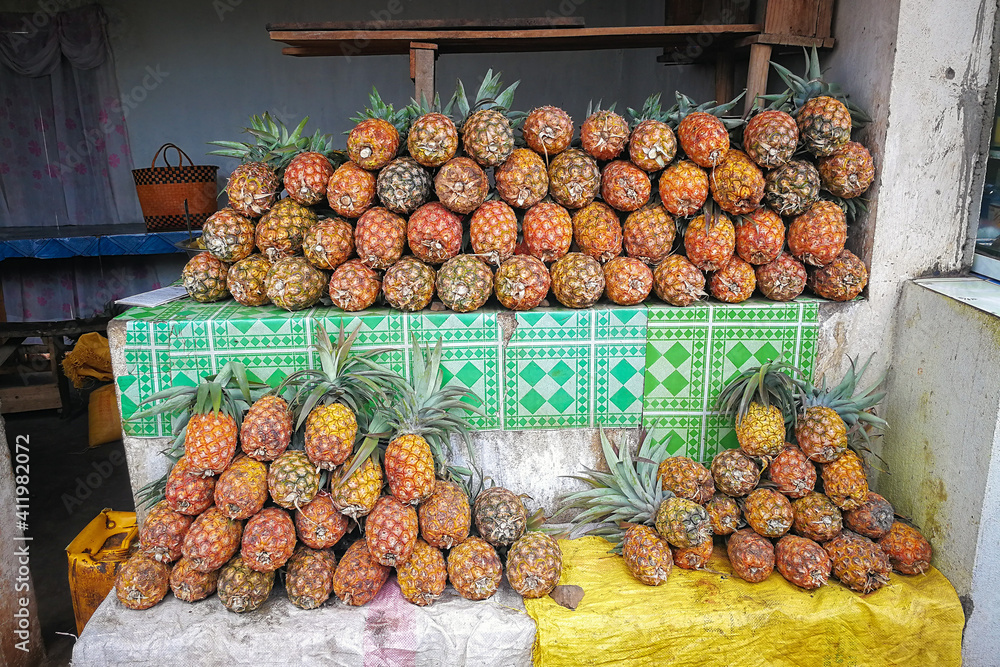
[745,42,773,114]
[267,18,586,31]
[736,33,835,48]
[715,51,735,106]
[0,384,62,414]
[410,42,437,104]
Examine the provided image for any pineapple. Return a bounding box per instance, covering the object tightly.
[139,500,192,563]
[523,201,573,263]
[621,524,673,585]
[366,495,419,566]
[844,492,895,539]
[823,529,890,593]
[181,506,243,573]
[658,160,709,217]
[710,449,760,498]
[255,198,317,261]
[775,535,831,590]
[303,217,355,271]
[657,456,715,505]
[573,201,622,263]
[295,491,348,549]
[376,157,432,214]
[792,492,843,542]
[241,507,296,572]
[328,260,380,312]
[627,94,677,171]
[265,257,326,312]
[202,208,256,263]
[495,148,549,209]
[580,104,629,161]
[551,252,605,308]
[652,255,706,307]
[267,450,320,510]
[716,359,799,459]
[182,252,229,303]
[285,546,337,610]
[817,141,875,198]
[743,488,793,538]
[788,200,847,267]
[743,109,798,169]
[115,552,170,610]
[434,157,489,214]
[470,200,518,266]
[601,160,651,212]
[454,69,521,167]
[623,203,675,265]
[683,210,735,272]
[227,254,272,307]
[284,149,336,207]
[764,160,821,216]
[355,207,407,269]
[677,111,730,168]
[603,256,653,306]
[331,452,383,520]
[523,105,574,157]
[418,479,471,549]
[447,536,503,601]
[222,161,280,219]
[165,457,216,516]
[727,529,774,583]
[217,556,274,613]
[397,539,447,606]
[407,99,459,168]
[656,497,711,548]
[709,149,765,215]
[214,455,268,520]
[706,493,742,535]
[169,557,218,602]
[708,255,756,304]
[436,255,493,313]
[347,87,408,170]
[333,539,391,606]
[673,535,714,571]
[756,252,808,302]
[327,161,376,219]
[808,249,869,301]
[240,395,292,462]
[767,445,816,498]
[506,532,563,599]
[495,255,551,311]
[821,450,869,511]
[382,257,436,312]
[794,356,887,464]
[735,208,784,266]
[408,202,464,265]
[878,522,932,575]
[548,148,601,209]
[473,486,527,548]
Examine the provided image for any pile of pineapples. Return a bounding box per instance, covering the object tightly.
[563,358,932,594]
[114,330,562,613]
[180,50,874,314]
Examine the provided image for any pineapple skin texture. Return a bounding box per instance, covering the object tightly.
[304,403,358,469]
[622,524,673,586]
[184,412,238,475]
[735,402,785,457]
[116,552,171,610]
[385,434,436,505]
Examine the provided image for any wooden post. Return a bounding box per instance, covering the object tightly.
[745,42,772,114]
[409,42,437,104]
[715,51,734,105]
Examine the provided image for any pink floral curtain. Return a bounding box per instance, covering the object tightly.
[0,4,141,228]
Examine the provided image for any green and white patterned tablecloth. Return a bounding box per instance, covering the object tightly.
[115,298,817,464]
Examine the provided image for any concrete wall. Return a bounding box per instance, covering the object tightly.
[887,282,1000,663]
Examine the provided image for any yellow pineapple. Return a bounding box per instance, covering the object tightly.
[716,360,799,458]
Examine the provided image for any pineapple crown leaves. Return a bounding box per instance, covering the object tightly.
[820,191,869,224]
[665,91,747,131]
[769,48,873,127]
[451,69,526,128]
[349,86,412,137]
[333,409,390,490]
[626,93,670,128]
[794,354,888,443]
[405,91,456,121]
[130,361,259,423]
[715,358,802,427]
[585,98,619,117]
[208,112,313,172]
[553,428,675,549]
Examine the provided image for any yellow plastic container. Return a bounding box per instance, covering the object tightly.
[66,509,138,634]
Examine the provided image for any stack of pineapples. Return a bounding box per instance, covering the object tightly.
[114,331,562,613]
[562,358,932,594]
[180,50,874,314]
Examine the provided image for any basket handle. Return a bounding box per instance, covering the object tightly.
[151,143,194,168]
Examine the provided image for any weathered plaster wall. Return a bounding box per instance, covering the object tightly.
[886,282,1000,663]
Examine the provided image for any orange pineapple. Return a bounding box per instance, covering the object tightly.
[573,201,622,263]
[743,109,798,169]
[303,216,355,271]
[347,87,407,170]
[581,106,629,161]
[382,257,436,312]
[506,531,563,599]
[657,456,715,505]
[447,536,503,601]
[824,529,890,593]
[743,488,793,538]
[407,202,463,265]
[115,552,170,610]
[706,493,742,536]
[328,260,380,312]
[767,445,817,499]
[710,449,760,497]
[683,210,735,272]
[727,528,774,583]
[139,500,192,563]
[181,506,243,573]
[169,556,218,602]
[658,160,708,217]
[756,252,808,302]
[551,253,605,308]
[548,148,601,209]
[523,201,573,263]
[623,203,675,265]
[523,105,574,157]
[332,539,391,606]
[604,256,653,306]
[673,535,714,571]
[418,479,471,549]
[788,201,847,267]
[434,157,489,214]
[844,492,895,539]
[295,491,349,549]
[365,495,419,566]
[601,160,651,212]
[495,148,549,209]
[792,492,843,542]
[709,255,756,304]
[495,255,551,311]
[355,207,407,270]
[621,524,674,585]
[331,452,383,520]
[818,141,875,198]
[709,149,765,215]
[821,450,869,511]
[470,200,518,267]
[626,94,677,171]
[808,249,869,301]
[284,150,335,206]
[775,534,831,590]
[652,255,706,307]
[241,507,296,572]
[202,208,255,263]
[214,455,268,520]
[397,539,448,606]
[285,546,337,610]
[678,111,729,168]
[735,207,784,266]
[407,104,458,168]
[327,161,376,219]
[878,522,932,575]
[164,456,216,516]
[240,395,292,462]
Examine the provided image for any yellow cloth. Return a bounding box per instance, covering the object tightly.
[63,332,114,388]
[525,536,964,667]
